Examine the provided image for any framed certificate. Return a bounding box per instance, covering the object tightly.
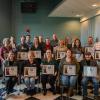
[5,66,17,76]
[24,67,36,77]
[63,65,76,75]
[17,52,28,60]
[57,51,66,59]
[83,66,97,77]
[85,46,94,57]
[34,51,41,59]
[74,53,83,62]
[94,50,100,60]
[42,65,54,75]
[53,46,58,53]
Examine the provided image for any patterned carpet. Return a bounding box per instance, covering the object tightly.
[0,79,99,100]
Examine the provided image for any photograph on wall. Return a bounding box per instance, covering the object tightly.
[63,65,76,75]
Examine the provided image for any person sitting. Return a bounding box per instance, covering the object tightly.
[81,52,99,100]
[41,49,58,95]
[59,49,79,97]
[2,51,18,96]
[21,51,40,95]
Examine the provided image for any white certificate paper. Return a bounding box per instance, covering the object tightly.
[24,67,36,77]
[63,65,76,75]
[83,66,97,77]
[5,66,17,76]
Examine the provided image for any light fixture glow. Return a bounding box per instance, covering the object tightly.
[76,14,82,17]
[92,4,97,7]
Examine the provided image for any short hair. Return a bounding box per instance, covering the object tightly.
[26,34,31,37]
[88,36,93,39]
[21,35,26,38]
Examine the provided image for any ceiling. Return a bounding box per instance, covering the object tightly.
[48,0,100,18]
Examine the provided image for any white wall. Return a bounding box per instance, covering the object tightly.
[94,15,100,41]
[81,15,100,46]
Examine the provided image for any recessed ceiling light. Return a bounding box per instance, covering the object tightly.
[92,4,97,7]
[76,14,82,17]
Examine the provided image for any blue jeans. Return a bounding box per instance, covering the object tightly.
[82,77,99,96]
[60,75,77,88]
[24,77,35,90]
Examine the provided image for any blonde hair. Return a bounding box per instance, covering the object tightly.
[3,38,10,45]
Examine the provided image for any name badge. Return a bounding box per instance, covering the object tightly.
[34,51,41,59]
[17,52,28,60]
[42,65,54,75]
[63,65,76,76]
[5,66,17,76]
[24,67,36,77]
[83,66,97,77]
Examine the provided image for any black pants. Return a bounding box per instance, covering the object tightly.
[6,77,18,93]
[41,75,56,91]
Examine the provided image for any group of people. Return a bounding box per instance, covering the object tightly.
[0,33,100,100]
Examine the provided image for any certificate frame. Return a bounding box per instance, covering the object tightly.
[83,66,97,77]
[5,66,17,76]
[42,65,54,75]
[24,67,37,77]
[85,46,94,57]
[17,52,28,60]
[63,64,76,76]
[56,51,66,60]
[94,50,100,60]
[74,53,83,62]
[34,50,41,59]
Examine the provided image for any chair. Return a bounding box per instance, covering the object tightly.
[54,75,77,100]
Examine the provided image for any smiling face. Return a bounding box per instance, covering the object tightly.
[85,54,92,60]
[46,49,52,59]
[8,52,15,61]
[28,51,35,61]
[88,37,93,45]
[26,35,31,42]
[53,34,57,40]
[21,36,25,44]
[75,39,80,47]
[33,37,39,44]
[45,38,50,45]
[66,49,72,58]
